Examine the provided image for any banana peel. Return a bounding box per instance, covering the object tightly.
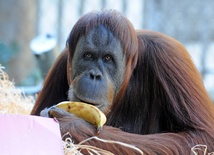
[51,101,107,132]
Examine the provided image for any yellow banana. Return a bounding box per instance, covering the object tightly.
[53,101,107,132]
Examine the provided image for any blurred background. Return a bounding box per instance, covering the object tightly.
[0,0,214,101]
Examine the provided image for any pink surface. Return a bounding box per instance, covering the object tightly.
[0,114,64,155]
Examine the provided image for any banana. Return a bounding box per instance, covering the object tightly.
[53,101,107,132]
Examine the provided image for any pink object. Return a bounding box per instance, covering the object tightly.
[0,114,64,155]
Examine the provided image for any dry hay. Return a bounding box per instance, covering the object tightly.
[62,133,144,155]
[0,65,34,114]
[191,144,214,155]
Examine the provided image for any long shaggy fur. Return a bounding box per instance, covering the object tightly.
[31,10,214,154]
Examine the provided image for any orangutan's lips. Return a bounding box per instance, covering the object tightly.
[78,97,106,113]
[79,99,98,106]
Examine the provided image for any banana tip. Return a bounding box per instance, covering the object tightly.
[97,126,103,133]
